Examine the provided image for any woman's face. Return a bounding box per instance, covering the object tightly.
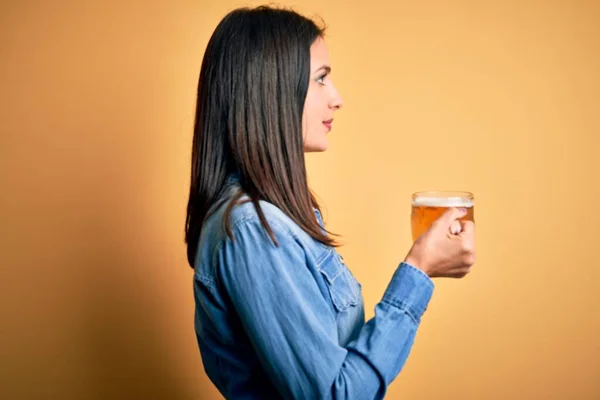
[302,38,344,152]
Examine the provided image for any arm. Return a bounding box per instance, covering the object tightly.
[216,218,433,400]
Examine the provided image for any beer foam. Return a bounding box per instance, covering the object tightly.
[412,196,474,208]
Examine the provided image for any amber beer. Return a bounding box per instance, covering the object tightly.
[411,191,474,241]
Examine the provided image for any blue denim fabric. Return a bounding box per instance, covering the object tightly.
[193,181,434,399]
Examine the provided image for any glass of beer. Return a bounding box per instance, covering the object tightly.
[411,191,474,241]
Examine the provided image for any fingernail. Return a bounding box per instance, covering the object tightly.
[459,208,467,214]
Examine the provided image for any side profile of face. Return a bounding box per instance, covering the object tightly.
[302,38,344,152]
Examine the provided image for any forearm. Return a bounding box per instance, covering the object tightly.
[329,262,434,399]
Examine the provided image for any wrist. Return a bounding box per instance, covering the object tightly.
[404,254,431,277]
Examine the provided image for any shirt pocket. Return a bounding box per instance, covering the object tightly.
[318,250,362,312]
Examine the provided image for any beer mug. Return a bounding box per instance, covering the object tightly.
[411,191,474,241]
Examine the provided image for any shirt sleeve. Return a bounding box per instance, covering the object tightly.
[216,217,434,400]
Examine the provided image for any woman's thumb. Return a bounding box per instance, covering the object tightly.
[436,207,468,226]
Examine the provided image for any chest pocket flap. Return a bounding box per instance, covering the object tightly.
[318,251,362,312]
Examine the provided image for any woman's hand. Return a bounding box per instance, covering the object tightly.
[404,207,476,278]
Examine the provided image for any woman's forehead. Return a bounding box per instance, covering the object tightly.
[310,38,331,72]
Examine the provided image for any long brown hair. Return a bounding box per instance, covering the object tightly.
[184,6,338,267]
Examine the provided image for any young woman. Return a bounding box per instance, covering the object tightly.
[185,6,475,399]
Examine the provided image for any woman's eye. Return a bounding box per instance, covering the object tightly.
[316,75,327,85]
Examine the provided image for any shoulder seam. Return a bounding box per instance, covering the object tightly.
[210,212,301,266]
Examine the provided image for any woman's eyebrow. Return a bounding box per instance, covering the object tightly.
[313,65,331,74]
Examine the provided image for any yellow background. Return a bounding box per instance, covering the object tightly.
[2,0,599,399]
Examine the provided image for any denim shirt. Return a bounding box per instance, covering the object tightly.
[193,181,434,399]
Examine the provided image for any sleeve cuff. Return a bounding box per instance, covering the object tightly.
[381,262,434,323]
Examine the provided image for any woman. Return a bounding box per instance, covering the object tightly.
[185,6,475,399]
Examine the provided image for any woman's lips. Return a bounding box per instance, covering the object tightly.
[323,119,333,131]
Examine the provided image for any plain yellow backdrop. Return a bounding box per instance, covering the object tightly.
[1,0,599,399]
